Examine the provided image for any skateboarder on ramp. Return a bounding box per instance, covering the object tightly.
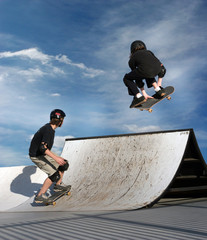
[29,109,71,204]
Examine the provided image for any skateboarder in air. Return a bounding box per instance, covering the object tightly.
[123,40,166,108]
[29,109,70,203]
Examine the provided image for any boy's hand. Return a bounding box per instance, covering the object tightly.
[141,89,154,100]
[143,92,154,100]
[45,149,66,166]
[56,156,66,166]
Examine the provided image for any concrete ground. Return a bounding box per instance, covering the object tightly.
[1,198,207,240]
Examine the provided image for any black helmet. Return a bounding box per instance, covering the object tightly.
[130,40,146,53]
[50,109,66,120]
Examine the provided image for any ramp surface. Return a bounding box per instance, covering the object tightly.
[0,129,206,212]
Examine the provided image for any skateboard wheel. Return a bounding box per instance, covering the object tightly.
[53,202,56,206]
[148,109,153,113]
[167,96,171,100]
[67,191,71,196]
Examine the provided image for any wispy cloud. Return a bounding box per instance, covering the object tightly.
[18,68,46,83]
[50,93,61,97]
[56,54,105,78]
[0,48,50,64]
[123,125,162,133]
[0,48,105,78]
[0,47,105,129]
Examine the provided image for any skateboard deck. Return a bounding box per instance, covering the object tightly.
[45,186,71,206]
[135,86,174,112]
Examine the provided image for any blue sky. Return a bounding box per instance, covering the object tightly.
[0,0,207,167]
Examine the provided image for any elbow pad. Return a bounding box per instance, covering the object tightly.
[39,142,48,154]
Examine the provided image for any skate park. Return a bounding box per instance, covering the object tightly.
[1,129,207,239]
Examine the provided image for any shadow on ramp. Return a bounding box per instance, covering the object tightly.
[10,166,42,197]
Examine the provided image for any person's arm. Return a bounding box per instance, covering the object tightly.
[140,87,153,99]
[45,149,66,166]
[39,141,65,166]
[128,57,136,70]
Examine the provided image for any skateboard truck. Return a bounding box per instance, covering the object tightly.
[47,191,71,206]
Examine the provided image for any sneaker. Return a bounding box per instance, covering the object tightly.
[156,87,166,98]
[53,182,71,192]
[34,193,51,203]
[130,96,146,108]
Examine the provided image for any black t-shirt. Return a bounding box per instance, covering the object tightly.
[29,123,55,157]
[128,50,162,78]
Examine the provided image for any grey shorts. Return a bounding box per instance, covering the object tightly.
[30,154,59,177]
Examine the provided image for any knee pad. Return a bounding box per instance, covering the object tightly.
[158,65,166,78]
[49,170,60,183]
[58,160,69,172]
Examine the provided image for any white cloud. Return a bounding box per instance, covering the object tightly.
[50,93,61,97]
[123,125,162,133]
[18,68,46,80]
[0,48,50,64]
[83,68,105,78]
[55,55,72,64]
[56,54,104,78]
[0,48,105,80]
[53,135,74,156]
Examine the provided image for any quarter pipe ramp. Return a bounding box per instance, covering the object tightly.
[0,129,206,212]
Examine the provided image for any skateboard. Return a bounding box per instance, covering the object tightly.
[135,86,174,112]
[45,186,71,206]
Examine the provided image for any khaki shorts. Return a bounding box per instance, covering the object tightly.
[30,154,59,177]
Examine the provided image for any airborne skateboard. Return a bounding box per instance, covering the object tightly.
[135,86,174,112]
[45,185,72,206]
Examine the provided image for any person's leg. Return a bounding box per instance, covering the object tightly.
[123,74,140,96]
[157,77,162,87]
[37,158,69,195]
[157,64,166,87]
[152,81,166,97]
[140,78,157,99]
[31,155,58,197]
[37,177,53,196]
[146,78,156,88]
[53,160,71,191]
[152,81,159,90]
[124,70,147,108]
[56,171,64,185]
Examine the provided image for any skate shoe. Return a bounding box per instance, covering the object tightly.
[53,182,71,192]
[34,193,52,204]
[130,96,146,108]
[156,87,166,98]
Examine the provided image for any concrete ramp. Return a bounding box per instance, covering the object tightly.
[1,129,207,212]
